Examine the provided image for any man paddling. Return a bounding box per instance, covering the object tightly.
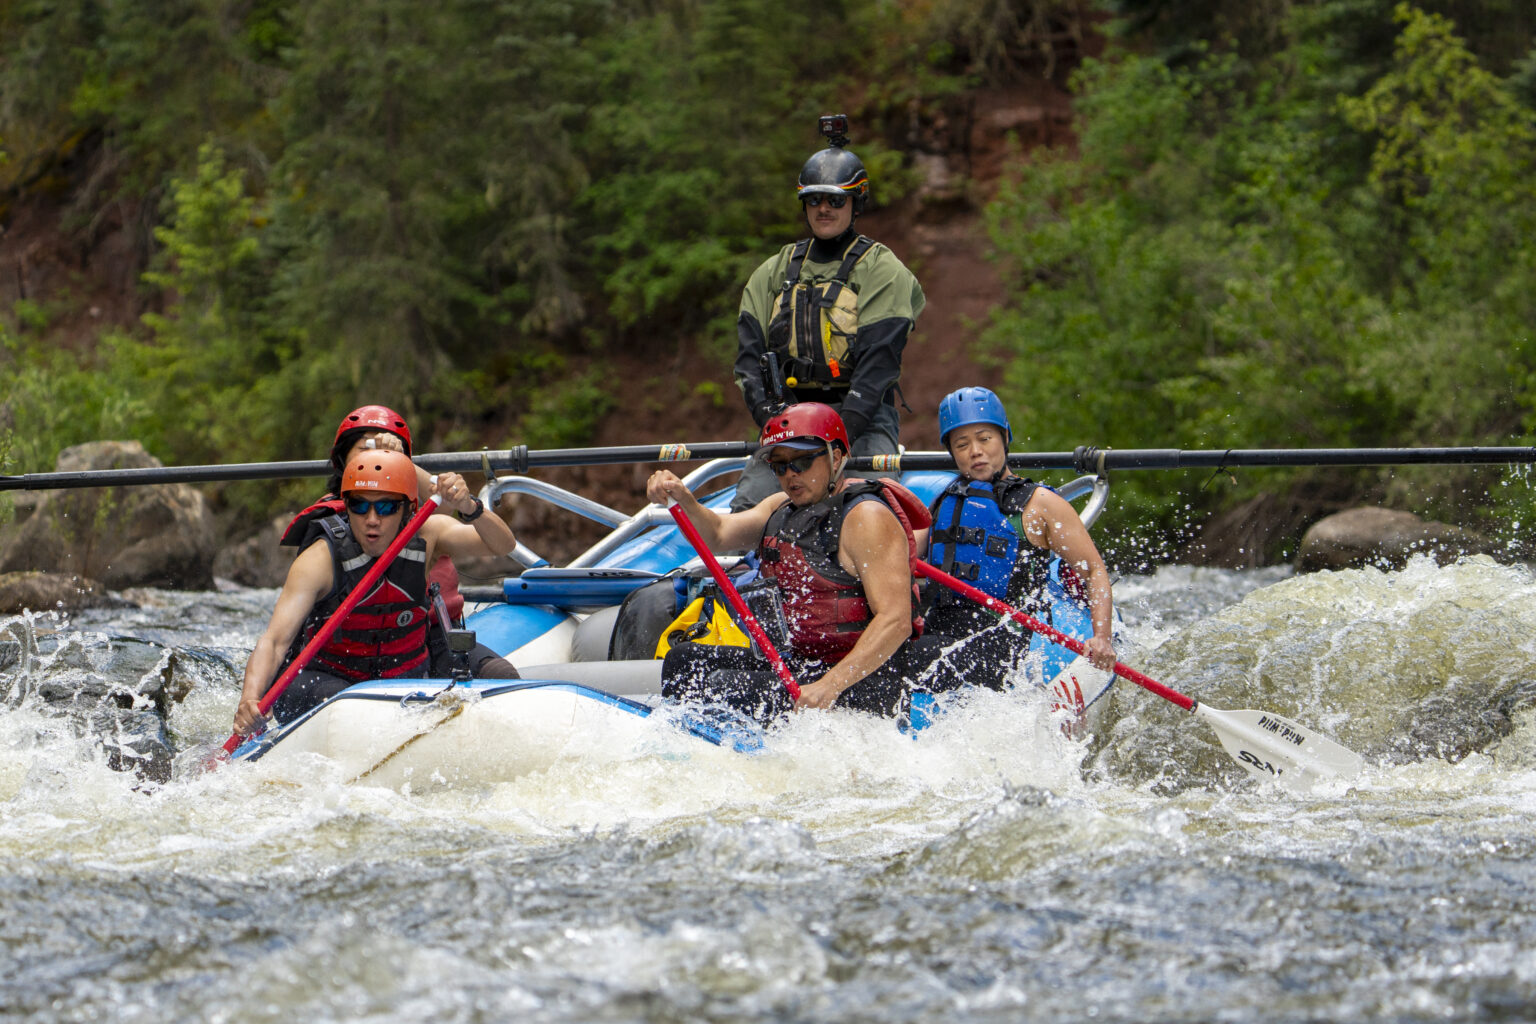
[234,450,517,735]
[920,387,1116,689]
[646,402,954,723]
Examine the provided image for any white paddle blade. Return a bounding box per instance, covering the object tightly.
[1195,704,1365,792]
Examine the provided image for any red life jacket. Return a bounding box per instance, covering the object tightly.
[282,516,431,682]
[757,479,929,664]
[284,496,465,623]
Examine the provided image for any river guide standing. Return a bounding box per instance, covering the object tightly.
[920,387,1116,691]
[234,450,518,735]
[647,403,956,724]
[730,115,925,511]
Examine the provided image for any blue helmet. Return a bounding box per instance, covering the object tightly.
[938,387,1011,446]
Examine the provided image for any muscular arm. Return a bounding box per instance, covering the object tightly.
[1021,489,1116,669]
[646,469,786,553]
[421,473,516,563]
[424,514,515,563]
[796,501,914,709]
[235,543,334,733]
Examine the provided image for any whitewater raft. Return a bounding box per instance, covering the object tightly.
[228,462,1117,783]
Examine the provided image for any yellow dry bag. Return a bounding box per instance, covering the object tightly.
[654,594,751,659]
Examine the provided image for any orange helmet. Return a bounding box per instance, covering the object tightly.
[341,449,418,503]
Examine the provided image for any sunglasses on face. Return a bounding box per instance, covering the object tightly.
[802,193,848,209]
[768,452,822,477]
[347,497,404,517]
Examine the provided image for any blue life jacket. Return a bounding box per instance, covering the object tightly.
[926,475,1050,609]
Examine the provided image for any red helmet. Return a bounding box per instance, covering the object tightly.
[331,405,412,468]
[757,403,850,459]
[341,450,419,504]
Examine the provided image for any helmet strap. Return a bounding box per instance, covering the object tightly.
[389,500,418,540]
[828,441,846,483]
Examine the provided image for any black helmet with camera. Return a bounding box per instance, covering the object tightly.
[796,114,869,215]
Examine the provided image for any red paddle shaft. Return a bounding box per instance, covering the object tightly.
[668,502,801,702]
[222,495,444,754]
[912,560,1194,712]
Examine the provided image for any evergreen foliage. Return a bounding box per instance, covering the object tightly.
[3,0,966,510]
[984,2,1536,557]
[2,0,1534,557]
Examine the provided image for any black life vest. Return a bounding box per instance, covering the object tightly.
[927,475,1053,613]
[282,515,432,682]
[281,497,347,548]
[766,234,875,391]
[283,497,465,623]
[757,479,926,664]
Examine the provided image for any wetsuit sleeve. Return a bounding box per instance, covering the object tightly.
[843,246,926,441]
[841,317,910,440]
[734,250,790,427]
[734,311,774,427]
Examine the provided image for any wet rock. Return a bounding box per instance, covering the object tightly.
[87,707,174,784]
[27,634,174,708]
[1295,507,1498,573]
[1179,491,1324,569]
[0,571,128,614]
[455,554,519,584]
[212,515,296,589]
[0,441,217,589]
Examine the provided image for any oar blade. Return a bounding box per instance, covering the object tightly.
[1195,704,1364,792]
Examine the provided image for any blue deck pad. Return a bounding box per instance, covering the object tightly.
[467,602,571,658]
[498,568,665,608]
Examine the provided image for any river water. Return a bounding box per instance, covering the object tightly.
[5,555,1536,1022]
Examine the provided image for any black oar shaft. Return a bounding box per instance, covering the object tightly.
[0,442,757,491]
[0,460,334,489]
[8,441,1535,491]
[850,445,1536,474]
[1084,445,1536,470]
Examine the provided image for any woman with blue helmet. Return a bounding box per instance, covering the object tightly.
[921,387,1116,690]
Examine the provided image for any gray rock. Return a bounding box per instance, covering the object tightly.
[86,707,174,784]
[27,634,173,707]
[1295,507,1498,573]
[212,515,296,588]
[0,441,217,589]
[0,571,126,614]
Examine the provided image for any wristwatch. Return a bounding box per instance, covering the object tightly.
[460,497,485,523]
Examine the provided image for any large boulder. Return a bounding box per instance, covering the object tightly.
[0,571,127,614]
[212,515,296,588]
[1295,507,1498,573]
[0,441,217,589]
[1178,491,1320,568]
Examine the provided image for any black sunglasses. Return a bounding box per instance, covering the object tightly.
[347,497,404,517]
[802,193,848,209]
[768,452,822,477]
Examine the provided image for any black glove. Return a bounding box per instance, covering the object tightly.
[751,400,777,429]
